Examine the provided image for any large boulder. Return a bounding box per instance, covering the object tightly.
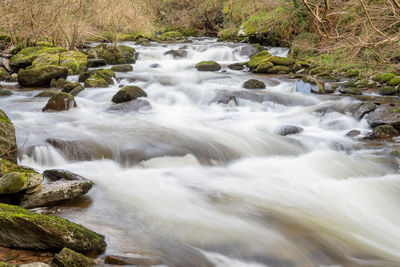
[195,61,221,72]
[111,64,133,72]
[112,86,147,103]
[0,110,17,163]
[79,69,115,88]
[35,90,59,98]
[0,203,106,253]
[18,66,68,87]
[20,169,93,209]
[247,50,272,70]
[86,44,135,65]
[10,47,66,70]
[42,93,77,112]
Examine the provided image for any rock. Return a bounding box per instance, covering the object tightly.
[87,58,106,68]
[61,82,81,94]
[84,78,108,88]
[42,93,77,112]
[112,86,147,103]
[276,125,304,136]
[227,63,246,71]
[365,125,399,139]
[79,69,115,85]
[43,169,87,182]
[346,130,361,137]
[54,248,94,267]
[10,47,67,70]
[247,50,272,70]
[31,50,87,75]
[253,62,273,73]
[69,85,84,96]
[373,73,396,83]
[366,106,400,130]
[379,86,397,96]
[296,77,327,95]
[243,79,266,89]
[86,44,135,65]
[388,77,400,86]
[108,99,151,112]
[51,78,69,89]
[0,110,17,163]
[0,167,43,194]
[18,66,68,87]
[19,263,51,267]
[195,61,221,72]
[0,203,106,253]
[339,87,362,95]
[164,50,187,59]
[135,38,151,46]
[159,31,184,41]
[0,88,12,96]
[266,65,291,74]
[351,102,376,120]
[35,90,59,98]
[267,56,295,66]
[104,254,162,266]
[149,63,160,68]
[210,94,238,105]
[111,65,133,72]
[46,139,105,161]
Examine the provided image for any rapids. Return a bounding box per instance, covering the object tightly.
[1,38,400,266]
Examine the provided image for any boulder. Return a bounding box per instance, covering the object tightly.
[46,139,105,161]
[266,65,291,74]
[254,62,273,73]
[0,88,12,96]
[339,87,362,95]
[69,85,84,96]
[86,44,135,65]
[54,248,94,267]
[164,50,187,59]
[135,38,151,46]
[0,203,106,253]
[87,58,106,68]
[243,79,266,89]
[79,69,115,85]
[51,78,70,89]
[227,63,246,71]
[111,64,133,72]
[0,168,43,195]
[247,50,272,70]
[276,126,304,136]
[35,90,59,98]
[0,110,17,163]
[61,82,81,94]
[10,47,66,70]
[108,99,151,112]
[84,78,108,88]
[159,31,184,41]
[267,56,295,66]
[42,93,77,112]
[379,86,397,96]
[195,61,221,72]
[112,86,147,103]
[18,66,68,87]
[365,125,399,139]
[351,102,376,120]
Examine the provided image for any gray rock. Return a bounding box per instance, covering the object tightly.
[243,79,266,89]
[346,130,361,137]
[164,50,187,59]
[46,138,106,161]
[276,125,304,136]
[366,106,400,130]
[112,86,147,103]
[227,63,246,71]
[351,102,376,120]
[108,99,151,112]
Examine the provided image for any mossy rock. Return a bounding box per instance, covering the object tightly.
[0,110,17,163]
[69,85,84,96]
[253,62,273,73]
[387,77,400,86]
[35,90,59,98]
[51,78,70,89]
[267,65,291,74]
[0,68,12,82]
[379,86,397,96]
[243,79,266,89]
[135,38,151,47]
[367,125,399,139]
[247,50,272,70]
[54,247,94,267]
[267,56,295,66]
[86,45,135,65]
[159,31,184,41]
[31,50,88,75]
[42,92,77,112]
[195,61,221,72]
[79,69,115,85]
[310,66,333,76]
[0,89,12,96]
[373,73,396,83]
[340,87,362,95]
[84,78,108,88]
[18,66,68,87]
[0,203,106,253]
[218,28,240,41]
[111,65,133,72]
[10,47,67,70]
[112,86,147,103]
[61,82,81,94]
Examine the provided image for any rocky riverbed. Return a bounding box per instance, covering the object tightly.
[0,37,400,266]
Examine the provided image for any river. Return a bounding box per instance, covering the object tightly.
[1,38,400,266]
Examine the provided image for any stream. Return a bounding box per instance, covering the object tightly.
[1,38,400,266]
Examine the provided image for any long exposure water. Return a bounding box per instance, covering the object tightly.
[1,38,400,266]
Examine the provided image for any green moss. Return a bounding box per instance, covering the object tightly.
[373,73,396,83]
[379,86,397,96]
[87,44,135,65]
[254,61,274,73]
[218,28,240,41]
[387,77,400,86]
[0,158,36,176]
[267,65,291,74]
[390,108,400,113]
[84,78,108,88]
[267,56,295,66]
[195,61,221,71]
[160,31,183,40]
[248,50,272,70]
[10,47,67,68]
[55,248,94,267]
[35,90,58,98]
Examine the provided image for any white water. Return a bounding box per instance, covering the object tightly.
[1,38,400,266]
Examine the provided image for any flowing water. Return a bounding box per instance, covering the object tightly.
[1,38,400,266]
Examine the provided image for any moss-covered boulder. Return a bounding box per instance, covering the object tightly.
[112,86,147,103]
[31,50,87,75]
[86,44,135,65]
[195,61,221,72]
[159,31,184,41]
[84,78,108,88]
[267,56,295,66]
[10,47,66,70]
[366,125,399,139]
[247,50,272,70]
[0,204,106,253]
[111,64,133,72]
[79,69,115,85]
[135,38,151,47]
[54,247,94,267]
[379,86,397,96]
[387,77,400,86]
[35,90,59,98]
[254,62,274,73]
[18,66,68,87]
[0,68,12,82]
[243,79,266,89]
[266,65,291,74]
[0,110,17,163]
[373,73,396,83]
[87,58,106,68]
[42,93,77,112]
[69,85,84,96]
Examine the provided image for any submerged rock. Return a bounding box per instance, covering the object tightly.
[20,169,93,209]
[351,102,376,120]
[35,90,59,98]
[243,79,266,89]
[195,61,221,72]
[164,50,187,59]
[346,130,361,137]
[54,247,94,267]
[227,62,246,71]
[42,93,77,112]
[111,64,133,72]
[108,99,151,112]
[18,66,68,87]
[276,125,304,136]
[112,86,147,103]
[0,110,17,163]
[0,203,106,253]
[46,138,106,161]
